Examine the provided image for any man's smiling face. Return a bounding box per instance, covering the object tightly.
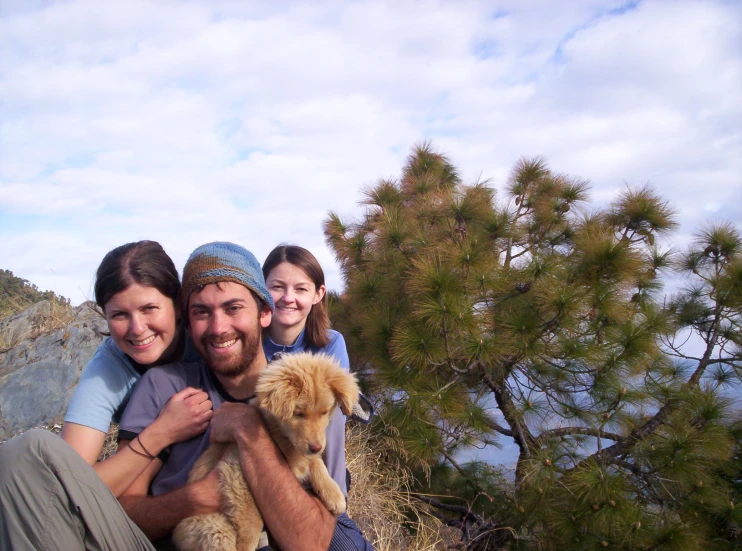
[188,281,272,377]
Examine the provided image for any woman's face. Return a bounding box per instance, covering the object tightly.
[266,262,325,333]
[104,283,178,365]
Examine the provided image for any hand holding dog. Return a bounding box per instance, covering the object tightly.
[209,402,264,445]
[186,460,224,515]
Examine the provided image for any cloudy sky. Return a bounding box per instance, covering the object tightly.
[1,0,740,308]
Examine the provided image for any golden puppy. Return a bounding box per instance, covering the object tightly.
[173,352,360,551]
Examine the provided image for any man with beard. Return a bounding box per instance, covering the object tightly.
[116,242,371,551]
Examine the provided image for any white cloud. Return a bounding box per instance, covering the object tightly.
[0,0,740,307]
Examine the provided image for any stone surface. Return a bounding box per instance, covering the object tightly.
[0,302,108,440]
[0,300,53,348]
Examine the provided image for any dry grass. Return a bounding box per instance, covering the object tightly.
[0,320,15,350]
[345,422,458,551]
[38,299,77,334]
[0,295,27,324]
[98,423,120,462]
[0,298,75,350]
[9,422,120,462]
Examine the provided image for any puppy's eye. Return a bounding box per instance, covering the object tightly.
[294,412,305,418]
[322,411,329,416]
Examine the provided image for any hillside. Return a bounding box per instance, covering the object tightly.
[0,269,70,320]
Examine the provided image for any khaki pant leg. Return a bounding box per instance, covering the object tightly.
[0,429,155,551]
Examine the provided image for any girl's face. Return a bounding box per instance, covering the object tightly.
[104,283,178,365]
[266,262,325,333]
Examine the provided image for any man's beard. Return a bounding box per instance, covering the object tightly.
[198,328,262,377]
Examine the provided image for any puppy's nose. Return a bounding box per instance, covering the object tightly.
[308,443,322,454]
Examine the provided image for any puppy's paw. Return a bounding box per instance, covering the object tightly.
[319,482,347,516]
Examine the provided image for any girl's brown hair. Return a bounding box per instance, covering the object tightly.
[263,245,330,348]
[95,240,180,311]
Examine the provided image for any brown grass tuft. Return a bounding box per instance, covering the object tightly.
[345,422,458,550]
[98,423,120,462]
[0,299,75,350]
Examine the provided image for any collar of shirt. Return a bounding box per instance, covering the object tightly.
[263,327,308,361]
[203,362,255,404]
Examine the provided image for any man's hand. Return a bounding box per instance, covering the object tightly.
[225,405,338,551]
[209,402,262,444]
[186,460,223,513]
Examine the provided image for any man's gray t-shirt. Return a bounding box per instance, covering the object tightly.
[118,359,348,497]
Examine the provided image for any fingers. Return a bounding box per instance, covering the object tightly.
[171,387,204,401]
[172,387,212,409]
[209,403,263,444]
[188,400,213,433]
[174,387,211,405]
[162,387,213,426]
[209,403,249,443]
[199,408,214,425]
[212,402,250,423]
[191,464,224,512]
[186,393,213,413]
[172,387,212,414]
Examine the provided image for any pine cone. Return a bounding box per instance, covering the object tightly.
[703,244,720,257]
[515,282,532,294]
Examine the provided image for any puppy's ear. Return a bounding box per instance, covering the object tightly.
[256,366,304,421]
[327,369,360,416]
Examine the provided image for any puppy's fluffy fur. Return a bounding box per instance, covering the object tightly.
[173,352,360,551]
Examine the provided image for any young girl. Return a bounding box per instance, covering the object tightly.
[262,244,348,368]
[61,240,212,496]
[262,245,373,550]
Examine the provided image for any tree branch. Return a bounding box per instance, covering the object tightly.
[572,307,724,470]
[481,417,514,438]
[537,426,623,444]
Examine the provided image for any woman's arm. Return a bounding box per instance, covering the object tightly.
[325,330,350,370]
[63,387,213,497]
[63,339,131,449]
[60,421,168,497]
[60,423,108,465]
[118,442,223,539]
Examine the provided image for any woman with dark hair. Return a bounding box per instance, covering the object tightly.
[0,241,214,550]
[59,241,212,496]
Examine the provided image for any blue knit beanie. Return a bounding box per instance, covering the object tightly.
[181,242,274,312]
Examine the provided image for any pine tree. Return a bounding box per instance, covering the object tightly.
[325,143,742,550]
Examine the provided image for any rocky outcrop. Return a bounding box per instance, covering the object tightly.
[0,300,56,349]
[0,302,108,440]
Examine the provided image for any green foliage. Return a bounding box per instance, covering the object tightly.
[0,269,71,320]
[326,143,741,550]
